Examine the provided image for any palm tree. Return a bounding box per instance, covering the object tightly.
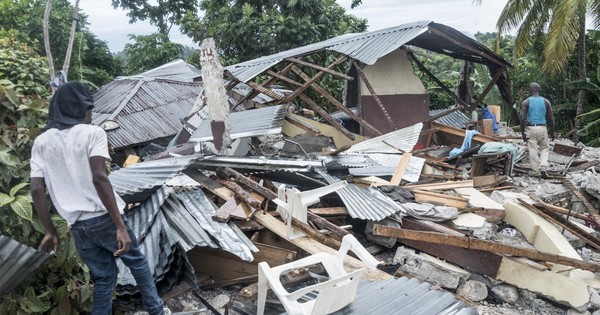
[477,0,600,141]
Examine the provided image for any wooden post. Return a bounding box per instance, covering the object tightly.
[291,66,382,136]
[372,225,600,273]
[471,68,504,111]
[352,60,397,130]
[409,52,470,108]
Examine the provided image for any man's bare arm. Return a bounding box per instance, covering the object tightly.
[545,99,555,140]
[90,156,131,256]
[520,99,529,140]
[31,177,59,252]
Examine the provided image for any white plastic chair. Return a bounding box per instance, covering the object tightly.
[257,235,381,315]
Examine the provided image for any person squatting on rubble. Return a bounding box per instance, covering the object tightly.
[520,82,556,177]
[30,82,167,315]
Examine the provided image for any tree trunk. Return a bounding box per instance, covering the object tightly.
[43,0,55,86]
[62,0,80,75]
[573,15,587,143]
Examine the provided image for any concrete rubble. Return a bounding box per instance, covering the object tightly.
[66,21,600,315]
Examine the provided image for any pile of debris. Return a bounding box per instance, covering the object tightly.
[109,112,600,315]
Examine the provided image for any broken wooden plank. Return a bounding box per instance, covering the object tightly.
[413,189,469,209]
[390,153,412,185]
[213,197,237,222]
[562,178,598,216]
[216,167,275,202]
[286,57,353,81]
[405,180,474,191]
[216,178,261,209]
[554,143,582,157]
[569,160,600,172]
[399,218,589,308]
[371,225,600,273]
[472,175,498,188]
[200,275,258,290]
[517,198,600,251]
[528,194,594,222]
[253,212,391,281]
[183,168,234,200]
[188,243,297,281]
[284,115,321,135]
[308,207,349,217]
[296,92,355,140]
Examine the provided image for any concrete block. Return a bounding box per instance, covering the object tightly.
[503,202,581,272]
[394,246,470,289]
[496,257,590,308]
[451,213,487,230]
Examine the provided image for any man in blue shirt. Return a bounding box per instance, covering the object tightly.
[520,83,555,176]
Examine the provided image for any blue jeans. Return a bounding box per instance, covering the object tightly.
[71,213,164,315]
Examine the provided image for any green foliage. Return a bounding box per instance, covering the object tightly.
[123,33,184,75]
[0,0,119,88]
[180,0,367,65]
[0,37,49,96]
[0,45,91,313]
[112,0,198,35]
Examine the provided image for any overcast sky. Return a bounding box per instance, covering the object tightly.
[78,0,508,53]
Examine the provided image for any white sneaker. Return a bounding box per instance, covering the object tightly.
[163,307,172,315]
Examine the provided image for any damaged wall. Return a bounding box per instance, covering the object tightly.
[358,48,429,136]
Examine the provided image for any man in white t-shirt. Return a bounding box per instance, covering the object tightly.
[30,82,165,315]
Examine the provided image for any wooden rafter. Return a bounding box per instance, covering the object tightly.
[428,27,507,67]
[294,91,355,140]
[425,106,464,123]
[283,55,348,103]
[266,70,303,87]
[291,66,382,136]
[228,63,295,110]
[352,60,397,130]
[246,80,286,101]
[286,57,353,81]
[408,52,470,108]
[471,67,505,111]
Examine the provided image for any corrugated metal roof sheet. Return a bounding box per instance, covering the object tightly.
[260,277,475,315]
[227,21,432,82]
[189,105,288,142]
[93,78,201,149]
[226,21,510,84]
[109,155,200,203]
[348,153,426,183]
[430,108,470,129]
[136,59,202,82]
[190,155,324,173]
[345,123,423,154]
[333,277,476,315]
[318,171,404,221]
[0,235,51,296]
[116,187,257,296]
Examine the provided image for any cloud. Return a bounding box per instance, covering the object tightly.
[78,0,506,53]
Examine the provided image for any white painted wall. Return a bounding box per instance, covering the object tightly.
[360,48,426,96]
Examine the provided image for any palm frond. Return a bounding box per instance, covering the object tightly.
[578,108,600,122]
[497,0,534,34]
[542,0,584,75]
[591,0,600,28]
[512,0,551,61]
[578,118,600,136]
